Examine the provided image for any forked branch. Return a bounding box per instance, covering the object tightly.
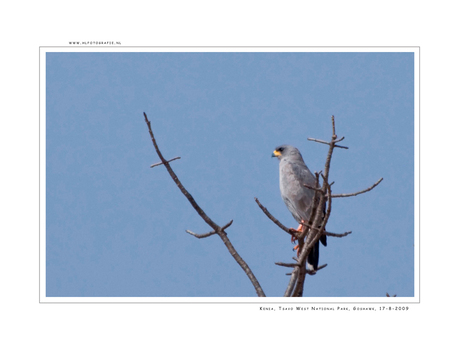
[144,112,265,297]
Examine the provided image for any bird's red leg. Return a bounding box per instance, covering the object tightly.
[290,220,307,242]
[290,220,307,256]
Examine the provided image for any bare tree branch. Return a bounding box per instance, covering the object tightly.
[332,136,345,144]
[292,266,308,296]
[185,229,216,239]
[284,267,300,297]
[332,115,337,138]
[292,116,343,296]
[144,112,266,297]
[331,178,384,198]
[291,190,328,295]
[306,264,327,274]
[303,184,323,192]
[254,198,295,236]
[150,156,181,168]
[220,219,234,231]
[324,230,352,238]
[307,137,349,149]
[275,262,300,268]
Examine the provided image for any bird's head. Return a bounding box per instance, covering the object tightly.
[272,145,301,160]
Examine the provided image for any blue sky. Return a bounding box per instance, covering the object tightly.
[45,51,414,298]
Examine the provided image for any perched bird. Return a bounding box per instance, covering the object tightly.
[272,144,327,271]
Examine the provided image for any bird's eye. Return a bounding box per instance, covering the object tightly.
[278,147,284,152]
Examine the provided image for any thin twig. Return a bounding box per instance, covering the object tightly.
[307,137,349,149]
[307,138,331,145]
[303,184,323,192]
[323,178,333,231]
[144,112,265,297]
[324,230,352,238]
[254,198,293,235]
[299,223,324,234]
[275,262,300,268]
[150,156,181,168]
[332,115,337,139]
[331,178,384,198]
[306,263,327,275]
[186,229,216,239]
[221,219,234,231]
[185,219,232,238]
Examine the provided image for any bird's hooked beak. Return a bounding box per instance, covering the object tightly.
[272,150,281,158]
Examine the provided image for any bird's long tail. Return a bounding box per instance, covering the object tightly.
[307,241,320,271]
[307,234,327,271]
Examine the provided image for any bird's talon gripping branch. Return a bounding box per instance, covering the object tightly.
[289,220,305,243]
[289,222,304,243]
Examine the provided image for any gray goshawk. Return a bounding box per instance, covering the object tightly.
[272,144,327,271]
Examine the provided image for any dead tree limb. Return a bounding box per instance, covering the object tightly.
[284,267,300,297]
[331,178,383,198]
[291,127,337,296]
[144,112,266,297]
[325,230,352,238]
[306,178,383,200]
[254,198,295,236]
[308,137,349,149]
[185,229,216,239]
[275,262,300,268]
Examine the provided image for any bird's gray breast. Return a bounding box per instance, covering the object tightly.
[279,159,316,223]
